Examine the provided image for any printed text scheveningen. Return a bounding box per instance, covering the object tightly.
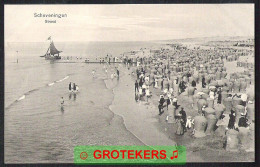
[34,13,67,18]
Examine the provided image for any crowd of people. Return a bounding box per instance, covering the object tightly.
[126,42,254,140]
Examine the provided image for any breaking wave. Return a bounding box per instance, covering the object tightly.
[6,75,70,110]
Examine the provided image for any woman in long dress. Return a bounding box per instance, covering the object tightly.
[175,116,184,135]
[154,78,158,88]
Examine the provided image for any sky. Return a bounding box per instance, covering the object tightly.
[5,4,254,42]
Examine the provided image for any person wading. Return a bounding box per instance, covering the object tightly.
[117,69,120,80]
[69,82,72,92]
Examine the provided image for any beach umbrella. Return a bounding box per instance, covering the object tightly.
[223,97,233,113]
[247,88,254,102]
[222,86,230,93]
[192,94,201,110]
[206,115,218,135]
[209,85,216,90]
[163,80,169,88]
[209,81,218,87]
[207,98,214,108]
[238,127,251,151]
[197,92,205,96]
[193,74,199,83]
[204,107,215,118]
[216,71,221,80]
[247,102,254,124]
[217,80,225,87]
[187,87,196,97]
[193,116,207,138]
[221,71,227,78]
[202,88,210,95]
[197,99,208,114]
[232,96,242,108]
[226,81,233,91]
[239,81,247,93]
[245,77,251,85]
[189,77,194,84]
[235,105,245,124]
[205,75,211,84]
[233,81,241,93]
[214,104,226,119]
[225,129,239,152]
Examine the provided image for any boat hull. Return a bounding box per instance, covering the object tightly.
[45,55,61,60]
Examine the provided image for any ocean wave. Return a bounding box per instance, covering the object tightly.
[18,95,25,101]
[48,82,55,86]
[6,75,70,110]
[55,75,69,83]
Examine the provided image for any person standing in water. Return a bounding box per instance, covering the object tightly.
[69,82,72,92]
[73,83,76,92]
[60,97,64,111]
[92,70,96,78]
[117,69,120,80]
[60,97,64,105]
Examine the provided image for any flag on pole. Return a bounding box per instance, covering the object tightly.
[47,36,51,40]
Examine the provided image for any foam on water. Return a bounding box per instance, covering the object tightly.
[48,82,55,86]
[6,75,71,110]
[56,75,69,83]
[18,95,25,101]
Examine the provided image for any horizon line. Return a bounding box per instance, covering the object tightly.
[5,35,254,43]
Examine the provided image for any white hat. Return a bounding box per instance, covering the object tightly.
[197,92,205,95]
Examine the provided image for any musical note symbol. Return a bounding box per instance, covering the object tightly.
[171,150,178,159]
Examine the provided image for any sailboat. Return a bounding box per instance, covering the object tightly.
[41,37,62,60]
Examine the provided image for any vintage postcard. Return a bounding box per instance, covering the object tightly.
[4,4,254,163]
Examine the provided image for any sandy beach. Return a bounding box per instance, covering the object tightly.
[105,40,254,162]
[108,65,176,146]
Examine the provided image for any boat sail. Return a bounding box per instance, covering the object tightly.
[41,37,62,60]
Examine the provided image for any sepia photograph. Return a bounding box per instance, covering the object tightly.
[4,4,255,163]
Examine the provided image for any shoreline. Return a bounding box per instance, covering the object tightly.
[105,45,254,162]
[108,64,176,146]
[103,69,146,146]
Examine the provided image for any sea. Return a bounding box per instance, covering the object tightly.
[4,41,161,163]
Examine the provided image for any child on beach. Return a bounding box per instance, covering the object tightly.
[146,88,151,102]
[92,70,96,78]
[60,97,64,112]
[186,116,194,130]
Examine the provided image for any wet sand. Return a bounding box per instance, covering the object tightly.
[109,66,176,146]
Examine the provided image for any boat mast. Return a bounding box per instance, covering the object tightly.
[46,36,52,56]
